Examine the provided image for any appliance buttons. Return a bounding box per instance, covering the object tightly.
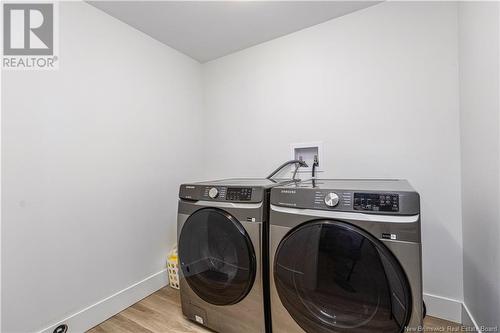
[208,187,219,199]
[324,192,340,207]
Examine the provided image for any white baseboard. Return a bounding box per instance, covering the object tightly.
[34,275,471,332]
[423,293,463,323]
[37,269,168,333]
[462,302,481,332]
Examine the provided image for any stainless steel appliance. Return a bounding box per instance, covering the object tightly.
[177,178,294,333]
[269,179,423,333]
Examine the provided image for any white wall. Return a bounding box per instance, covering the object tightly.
[458,2,500,328]
[1,2,203,332]
[203,1,464,319]
[6,1,492,330]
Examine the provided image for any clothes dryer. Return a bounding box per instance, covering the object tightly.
[269,179,422,333]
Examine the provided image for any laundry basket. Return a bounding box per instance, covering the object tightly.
[167,247,179,289]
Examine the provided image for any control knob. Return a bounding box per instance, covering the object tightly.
[324,192,339,207]
[208,187,219,199]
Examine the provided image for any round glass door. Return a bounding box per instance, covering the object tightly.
[274,220,412,333]
[179,208,256,306]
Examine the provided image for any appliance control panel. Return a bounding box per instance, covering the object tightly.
[203,186,227,200]
[180,184,265,203]
[225,187,253,201]
[201,186,253,201]
[270,180,418,215]
[313,191,352,209]
[273,189,410,214]
[353,193,399,212]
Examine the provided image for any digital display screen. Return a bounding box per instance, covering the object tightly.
[226,187,252,201]
[353,193,399,212]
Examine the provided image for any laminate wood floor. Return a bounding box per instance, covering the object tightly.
[88,287,462,333]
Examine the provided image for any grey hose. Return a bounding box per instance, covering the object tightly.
[267,160,308,180]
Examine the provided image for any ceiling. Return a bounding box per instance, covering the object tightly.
[89,1,379,63]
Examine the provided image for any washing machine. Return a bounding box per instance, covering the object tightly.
[178,178,295,333]
[269,179,422,333]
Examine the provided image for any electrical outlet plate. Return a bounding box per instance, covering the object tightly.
[290,141,323,174]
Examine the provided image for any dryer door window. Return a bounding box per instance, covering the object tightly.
[274,220,412,333]
[179,208,256,306]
